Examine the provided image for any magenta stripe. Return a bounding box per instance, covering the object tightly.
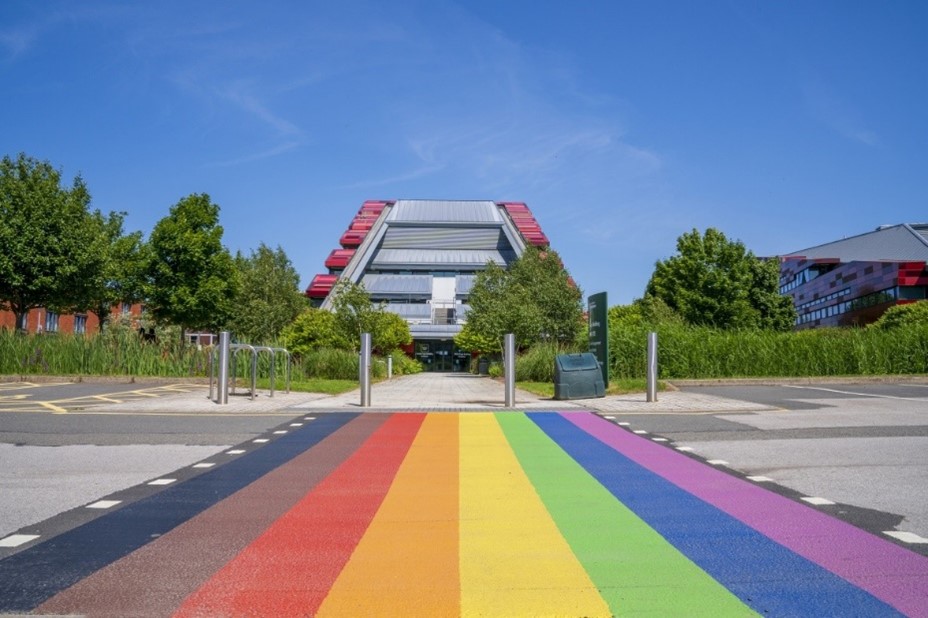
[566,412,928,617]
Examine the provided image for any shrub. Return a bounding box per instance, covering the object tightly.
[870,300,928,331]
[609,322,928,379]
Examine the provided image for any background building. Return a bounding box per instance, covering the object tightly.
[305,199,550,370]
[779,223,928,329]
[0,304,144,336]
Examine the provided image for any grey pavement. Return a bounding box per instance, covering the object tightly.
[65,372,776,414]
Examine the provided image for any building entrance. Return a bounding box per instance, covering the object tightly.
[413,339,471,372]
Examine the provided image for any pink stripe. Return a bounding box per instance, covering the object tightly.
[566,412,928,617]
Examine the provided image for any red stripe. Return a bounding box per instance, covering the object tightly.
[173,413,425,617]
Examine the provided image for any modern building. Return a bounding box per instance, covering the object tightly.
[779,223,928,329]
[305,199,550,370]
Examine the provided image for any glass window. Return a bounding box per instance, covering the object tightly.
[74,315,87,334]
[45,311,59,333]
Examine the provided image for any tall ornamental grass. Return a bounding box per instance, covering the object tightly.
[610,323,928,379]
[0,329,210,377]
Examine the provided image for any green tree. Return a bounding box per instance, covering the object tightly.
[608,295,684,331]
[146,193,239,340]
[645,228,795,330]
[328,279,410,352]
[0,153,104,328]
[463,246,583,349]
[230,244,306,344]
[282,307,347,355]
[371,310,412,353]
[80,211,148,330]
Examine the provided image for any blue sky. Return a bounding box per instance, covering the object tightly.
[2,1,925,305]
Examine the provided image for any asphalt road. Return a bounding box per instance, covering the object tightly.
[0,381,299,541]
[620,382,928,554]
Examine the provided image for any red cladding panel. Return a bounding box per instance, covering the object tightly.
[340,231,367,247]
[306,274,338,298]
[325,249,356,270]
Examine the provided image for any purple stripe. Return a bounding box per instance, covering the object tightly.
[565,412,928,617]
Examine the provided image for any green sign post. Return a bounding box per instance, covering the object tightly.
[588,292,608,385]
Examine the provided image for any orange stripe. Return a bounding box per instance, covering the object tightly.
[173,413,425,618]
[317,413,459,616]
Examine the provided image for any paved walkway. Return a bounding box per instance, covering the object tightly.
[76,373,776,414]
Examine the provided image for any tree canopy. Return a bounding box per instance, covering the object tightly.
[0,153,105,327]
[645,228,795,330]
[285,281,411,354]
[146,193,239,338]
[328,279,411,353]
[457,246,583,351]
[80,211,148,330]
[230,244,305,344]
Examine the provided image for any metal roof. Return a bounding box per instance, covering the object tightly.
[361,273,432,295]
[371,249,514,269]
[784,224,928,262]
[387,200,503,224]
[384,303,432,319]
[381,226,511,250]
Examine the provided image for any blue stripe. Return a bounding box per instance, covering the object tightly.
[528,413,903,617]
[0,412,358,612]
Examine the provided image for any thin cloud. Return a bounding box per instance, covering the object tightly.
[803,78,879,146]
[208,141,301,167]
[219,83,302,138]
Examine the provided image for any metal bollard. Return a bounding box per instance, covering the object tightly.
[217,331,230,404]
[647,331,658,402]
[504,333,515,407]
[360,333,372,407]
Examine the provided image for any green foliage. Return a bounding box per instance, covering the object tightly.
[146,193,239,338]
[454,323,504,353]
[610,320,928,379]
[388,349,423,375]
[282,307,348,355]
[81,211,148,330]
[374,310,413,353]
[465,246,583,349]
[608,296,684,331]
[230,244,306,344]
[646,228,795,331]
[515,341,584,382]
[870,301,928,331]
[296,347,359,380]
[328,280,411,353]
[0,153,105,326]
[0,327,210,377]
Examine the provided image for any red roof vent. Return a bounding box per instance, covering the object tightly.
[306,274,338,298]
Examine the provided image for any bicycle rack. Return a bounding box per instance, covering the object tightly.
[208,332,291,404]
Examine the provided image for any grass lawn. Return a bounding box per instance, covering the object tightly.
[517,378,668,398]
[256,377,358,395]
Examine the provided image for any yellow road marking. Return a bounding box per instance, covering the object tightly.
[38,401,68,414]
[0,383,207,413]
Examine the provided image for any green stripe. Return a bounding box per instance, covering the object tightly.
[497,413,757,617]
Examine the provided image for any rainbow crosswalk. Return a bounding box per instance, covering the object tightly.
[1,411,926,616]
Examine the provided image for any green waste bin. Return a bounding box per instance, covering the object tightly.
[554,353,605,400]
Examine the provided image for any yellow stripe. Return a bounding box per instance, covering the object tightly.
[318,413,460,617]
[459,413,610,616]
